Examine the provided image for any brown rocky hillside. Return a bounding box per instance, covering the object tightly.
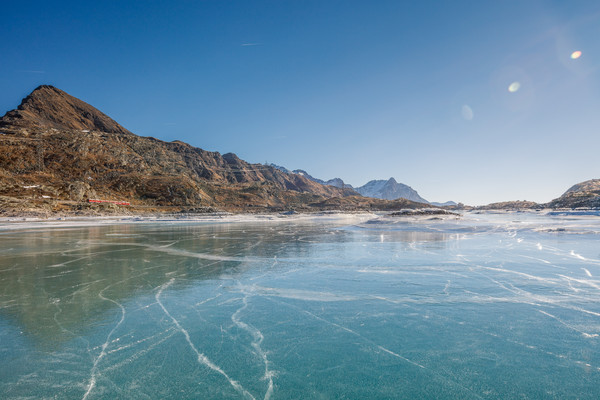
[0,85,131,135]
[0,86,428,215]
[547,179,600,208]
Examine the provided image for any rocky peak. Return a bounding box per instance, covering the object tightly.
[547,178,600,208]
[223,152,242,164]
[0,85,131,135]
[355,178,428,203]
[562,179,600,196]
[325,178,349,189]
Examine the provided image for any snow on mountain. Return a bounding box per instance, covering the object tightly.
[355,178,428,203]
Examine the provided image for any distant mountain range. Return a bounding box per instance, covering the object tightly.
[430,201,458,207]
[270,164,600,210]
[354,178,428,203]
[291,165,600,210]
[268,164,352,190]
[267,164,456,205]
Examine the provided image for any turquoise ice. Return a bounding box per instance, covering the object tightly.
[1,212,599,399]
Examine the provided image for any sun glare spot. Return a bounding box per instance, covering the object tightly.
[570,50,582,59]
[461,105,474,121]
[508,82,520,93]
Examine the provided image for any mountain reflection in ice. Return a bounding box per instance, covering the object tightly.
[1,212,599,399]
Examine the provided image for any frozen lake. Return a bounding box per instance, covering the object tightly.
[1,211,599,399]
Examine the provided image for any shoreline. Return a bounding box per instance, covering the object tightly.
[0,211,383,231]
[1,208,599,232]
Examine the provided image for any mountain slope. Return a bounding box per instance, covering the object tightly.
[268,166,429,202]
[323,177,349,189]
[547,179,600,208]
[267,165,355,190]
[0,85,131,135]
[0,86,357,212]
[291,169,326,185]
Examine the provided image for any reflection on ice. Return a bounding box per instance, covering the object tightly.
[1,211,600,398]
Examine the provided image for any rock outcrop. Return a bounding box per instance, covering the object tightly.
[475,200,539,210]
[0,85,131,135]
[547,179,600,208]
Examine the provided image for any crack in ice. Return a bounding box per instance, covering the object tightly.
[156,278,255,400]
[231,294,275,400]
[82,288,126,400]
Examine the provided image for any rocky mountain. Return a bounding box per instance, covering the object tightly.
[267,165,354,190]
[547,179,600,208]
[294,170,354,189]
[289,169,325,185]
[355,178,428,203]
[0,86,426,215]
[268,166,430,203]
[0,86,361,213]
[295,171,455,205]
[0,85,131,135]
[323,177,349,189]
[267,163,291,174]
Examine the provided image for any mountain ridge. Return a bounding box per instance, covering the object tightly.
[267,165,355,190]
[0,85,132,135]
[354,177,429,203]
[267,164,431,203]
[547,179,600,208]
[0,86,427,215]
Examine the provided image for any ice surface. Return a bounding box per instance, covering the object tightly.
[1,211,600,399]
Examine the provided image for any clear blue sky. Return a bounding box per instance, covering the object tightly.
[1,1,599,205]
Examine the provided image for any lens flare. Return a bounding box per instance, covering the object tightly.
[461,105,474,120]
[570,50,582,59]
[508,82,520,93]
